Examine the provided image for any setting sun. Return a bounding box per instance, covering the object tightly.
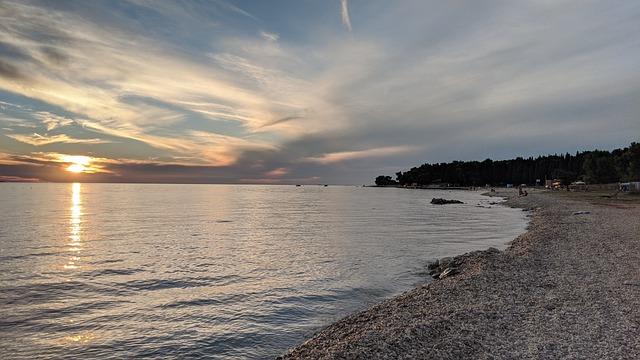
[67,163,86,173]
[63,155,92,174]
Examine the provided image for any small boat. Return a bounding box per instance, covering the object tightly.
[295,184,301,187]
[323,184,328,187]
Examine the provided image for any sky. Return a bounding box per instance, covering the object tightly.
[0,0,639,184]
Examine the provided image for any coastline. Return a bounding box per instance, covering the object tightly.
[281,189,640,359]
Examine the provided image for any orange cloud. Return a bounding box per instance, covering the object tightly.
[6,133,110,146]
[264,167,288,177]
[304,146,417,164]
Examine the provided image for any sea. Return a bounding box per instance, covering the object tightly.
[0,184,528,359]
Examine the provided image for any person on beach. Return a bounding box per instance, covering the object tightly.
[518,185,528,197]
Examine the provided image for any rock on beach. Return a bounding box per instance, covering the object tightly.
[430,198,464,205]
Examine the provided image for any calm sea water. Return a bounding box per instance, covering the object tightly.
[0,184,527,359]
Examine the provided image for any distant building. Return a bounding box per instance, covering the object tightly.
[569,181,587,191]
[546,179,562,190]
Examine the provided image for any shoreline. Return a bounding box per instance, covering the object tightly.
[281,189,640,359]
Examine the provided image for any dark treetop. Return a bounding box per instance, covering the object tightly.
[376,142,639,187]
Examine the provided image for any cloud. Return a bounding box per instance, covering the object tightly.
[257,115,303,129]
[340,0,352,32]
[260,31,279,42]
[33,111,74,131]
[0,59,27,80]
[6,133,110,146]
[304,146,417,164]
[213,0,259,21]
[0,175,40,182]
[264,167,288,177]
[0,1,349,169]
[0,1,287,158]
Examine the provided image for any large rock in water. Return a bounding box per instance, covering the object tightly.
[431,198,464,205]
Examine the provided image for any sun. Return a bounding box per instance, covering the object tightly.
[67,163,87,173]
[63,155,92,174]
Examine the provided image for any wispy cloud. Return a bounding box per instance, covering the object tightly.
[264,167,288,177]
[305,146,416,164]
[260,31,279,42]
[0,2,290,164]
[6,133,110,146]
[33,112,74,131]
[340,0,352,32]
[0,175,40,182]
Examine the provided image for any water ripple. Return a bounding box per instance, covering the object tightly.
[158,294,248,309]
[119,275,246,292]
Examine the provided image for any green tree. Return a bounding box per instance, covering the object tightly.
[375,175,397,186]
[380,142,638,186]
[627,142,640,180]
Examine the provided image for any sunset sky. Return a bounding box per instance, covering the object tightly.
[1,0,639,184]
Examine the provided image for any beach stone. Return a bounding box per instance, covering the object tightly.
[431,198,464,205]
[438,257,453,269]
[427,261,439,271]
[428,266,440,276]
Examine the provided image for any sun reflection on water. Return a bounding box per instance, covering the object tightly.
[65,183,82,269]
[62,333,96,344]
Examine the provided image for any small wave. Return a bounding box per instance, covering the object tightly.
[81,268,144,277]
[36,300,126,319]
[89,259,124,265]
[1,300,129,329]
[266,293,340,305]
[0,281,97,306]
[0,251,59,261]
[0,280,132,306]
[159,293,247,309]
[120,274,245,292]
[263,304,316,321]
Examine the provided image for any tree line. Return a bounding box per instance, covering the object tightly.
[375,142,640,186]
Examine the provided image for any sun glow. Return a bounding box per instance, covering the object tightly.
[67,163,86,173]
[64,155,92,173]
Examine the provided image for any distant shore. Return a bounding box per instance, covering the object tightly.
[281,189,640,359]
[371,185,475,190]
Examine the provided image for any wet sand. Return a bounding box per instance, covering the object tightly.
[281,189,640,359]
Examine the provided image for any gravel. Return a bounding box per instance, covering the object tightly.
[280,189,640,359]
